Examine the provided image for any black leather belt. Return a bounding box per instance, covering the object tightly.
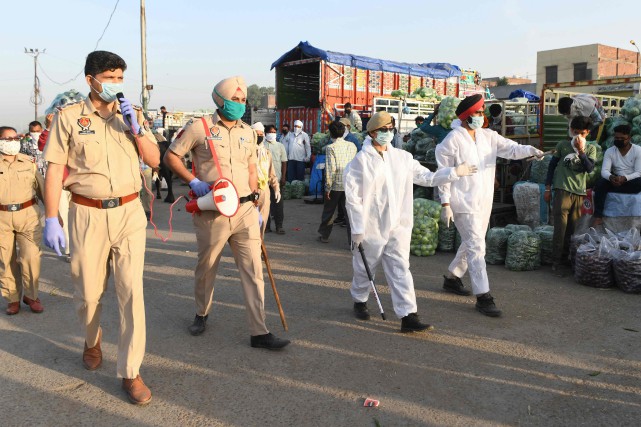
[239,193,259,204]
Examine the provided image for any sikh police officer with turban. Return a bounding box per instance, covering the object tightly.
[164,76,289,350]
[43,50,160,405]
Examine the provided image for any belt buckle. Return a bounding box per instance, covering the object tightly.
[7,204,20,212]
[101,198,120,209]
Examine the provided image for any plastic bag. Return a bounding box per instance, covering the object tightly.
[438,221,457,252]
[505,231,541,271]
[534,225,554,265]
[505,224,531,233]
[574,237,616,288]
[613,250,641,293]
[485,227,511,265]
[570,228,605,269]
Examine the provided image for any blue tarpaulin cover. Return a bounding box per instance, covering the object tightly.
[271,41,462,79]
[509,89,540,102]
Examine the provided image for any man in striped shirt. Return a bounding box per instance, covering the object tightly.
[317,120,357,244]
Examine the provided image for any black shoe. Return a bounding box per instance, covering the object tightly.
[353,302,370,320]
[188,314,208,336]
[265,228,272,233]
[400,313,433,333]
[442,275,471,296]
[250,333,290,350]
[334,218,345,226]
[475,293,502,317]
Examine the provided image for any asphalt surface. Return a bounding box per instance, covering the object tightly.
[1,185,640,426]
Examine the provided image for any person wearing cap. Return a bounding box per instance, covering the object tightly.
[281,119,310,182]
[343,102,362,132]
[251,122,281,237]
[164,76,290,351]
[436,94,544,317]
[344,111,477,332]
[264,124,287,234]
[43,50,160,405]
[339,117,362,151]
[0,126,45,316]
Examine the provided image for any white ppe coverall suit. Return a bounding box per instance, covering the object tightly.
[344,138,459,318]
[436,121,541,295]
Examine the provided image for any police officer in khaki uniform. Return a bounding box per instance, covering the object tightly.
[0,126,45,315]
[43,51,160,405]
[164,76,289,350]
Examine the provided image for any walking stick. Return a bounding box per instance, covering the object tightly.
[357,243,386,320]
[261,241,288,331]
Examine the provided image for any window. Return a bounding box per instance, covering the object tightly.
[545,65,558,84]
[574,62,591,81]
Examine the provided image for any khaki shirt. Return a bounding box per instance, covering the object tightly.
[0,153,44,205]
[44,96,152,199]
[169,112,257,197]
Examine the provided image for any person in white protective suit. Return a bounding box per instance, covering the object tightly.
[436,94,544,317]
[344,111,477,332]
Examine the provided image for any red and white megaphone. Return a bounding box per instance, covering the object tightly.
[186,178,240,217]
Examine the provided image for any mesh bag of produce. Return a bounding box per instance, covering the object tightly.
[534,225,554,265]
[410,199,441,256]
[290,180,306,199]
[438,221,457,252]
[485,227,511,265]
[454,229,462,251]
[505,224,531,233]
[513,182,543,229]
[45,89,86,116]
[281,182,292,200]
[413,186,429,199]
[529,155,552,184]
[574,237,616,288]
[437,96,461,129]
[505,231,541,271]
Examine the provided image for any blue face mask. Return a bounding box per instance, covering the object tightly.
[468,116,484,130]
[214,88,246,120]
[91,76,123,103]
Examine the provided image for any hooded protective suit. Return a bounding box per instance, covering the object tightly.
[436,119,542,295]
[344,137,459,318]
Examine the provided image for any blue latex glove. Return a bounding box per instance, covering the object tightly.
[189,178,211,197]
[118,97,141,134]
[44,217,66,256]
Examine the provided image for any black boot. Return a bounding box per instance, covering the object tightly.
[475,293,502,317]
[188,314,208,336]
[442,275,471,296]
[400,313,433,333]
[250,333,290,350]
[353,302,370,320]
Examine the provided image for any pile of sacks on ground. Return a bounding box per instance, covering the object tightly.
[485,224,553,271]
[570,227,641,293]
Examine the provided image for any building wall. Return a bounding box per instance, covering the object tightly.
[482,77,532,88]
[536,44,640,94]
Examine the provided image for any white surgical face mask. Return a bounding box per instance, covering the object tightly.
[294,126,302,135]
[468,116,484,130]
[30,132,41,142]
[0,139,21,155]
[90,76,124,103]
[265,133,277,142]
[375,131,394,146]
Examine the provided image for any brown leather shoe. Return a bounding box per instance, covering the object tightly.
[22,296,44,313]
[122,375,152,405]
[83,333,102,371]
[6,302,20,315]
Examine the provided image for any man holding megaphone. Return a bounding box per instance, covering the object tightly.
[164,76,290,351]
[43,50,160,405]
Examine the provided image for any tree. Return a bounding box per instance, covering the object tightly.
[496,77,510,86]
[247,84,275,108]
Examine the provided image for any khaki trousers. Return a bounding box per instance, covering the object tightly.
[552,190,583,265]
[193,202,269,336]
[257,189,270,238]
[0,206,42,303]
[69,198,147,379]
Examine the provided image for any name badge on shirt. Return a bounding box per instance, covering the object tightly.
[239,137,248,144]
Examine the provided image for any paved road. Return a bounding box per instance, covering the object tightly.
[2,187,640,426]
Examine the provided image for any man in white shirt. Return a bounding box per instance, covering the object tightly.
[281,119,310,182]
[592,124,641,226]
[343,103,362,132]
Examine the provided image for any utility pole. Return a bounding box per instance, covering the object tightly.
[25,48,45,121]
[140,0,150,115]
[631,40,640,76]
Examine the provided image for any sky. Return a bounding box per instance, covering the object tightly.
[2,0,640,130]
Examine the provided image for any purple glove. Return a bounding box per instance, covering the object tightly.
[189,178,211,197]
[118,97,141,134]
[43,217,66,256]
